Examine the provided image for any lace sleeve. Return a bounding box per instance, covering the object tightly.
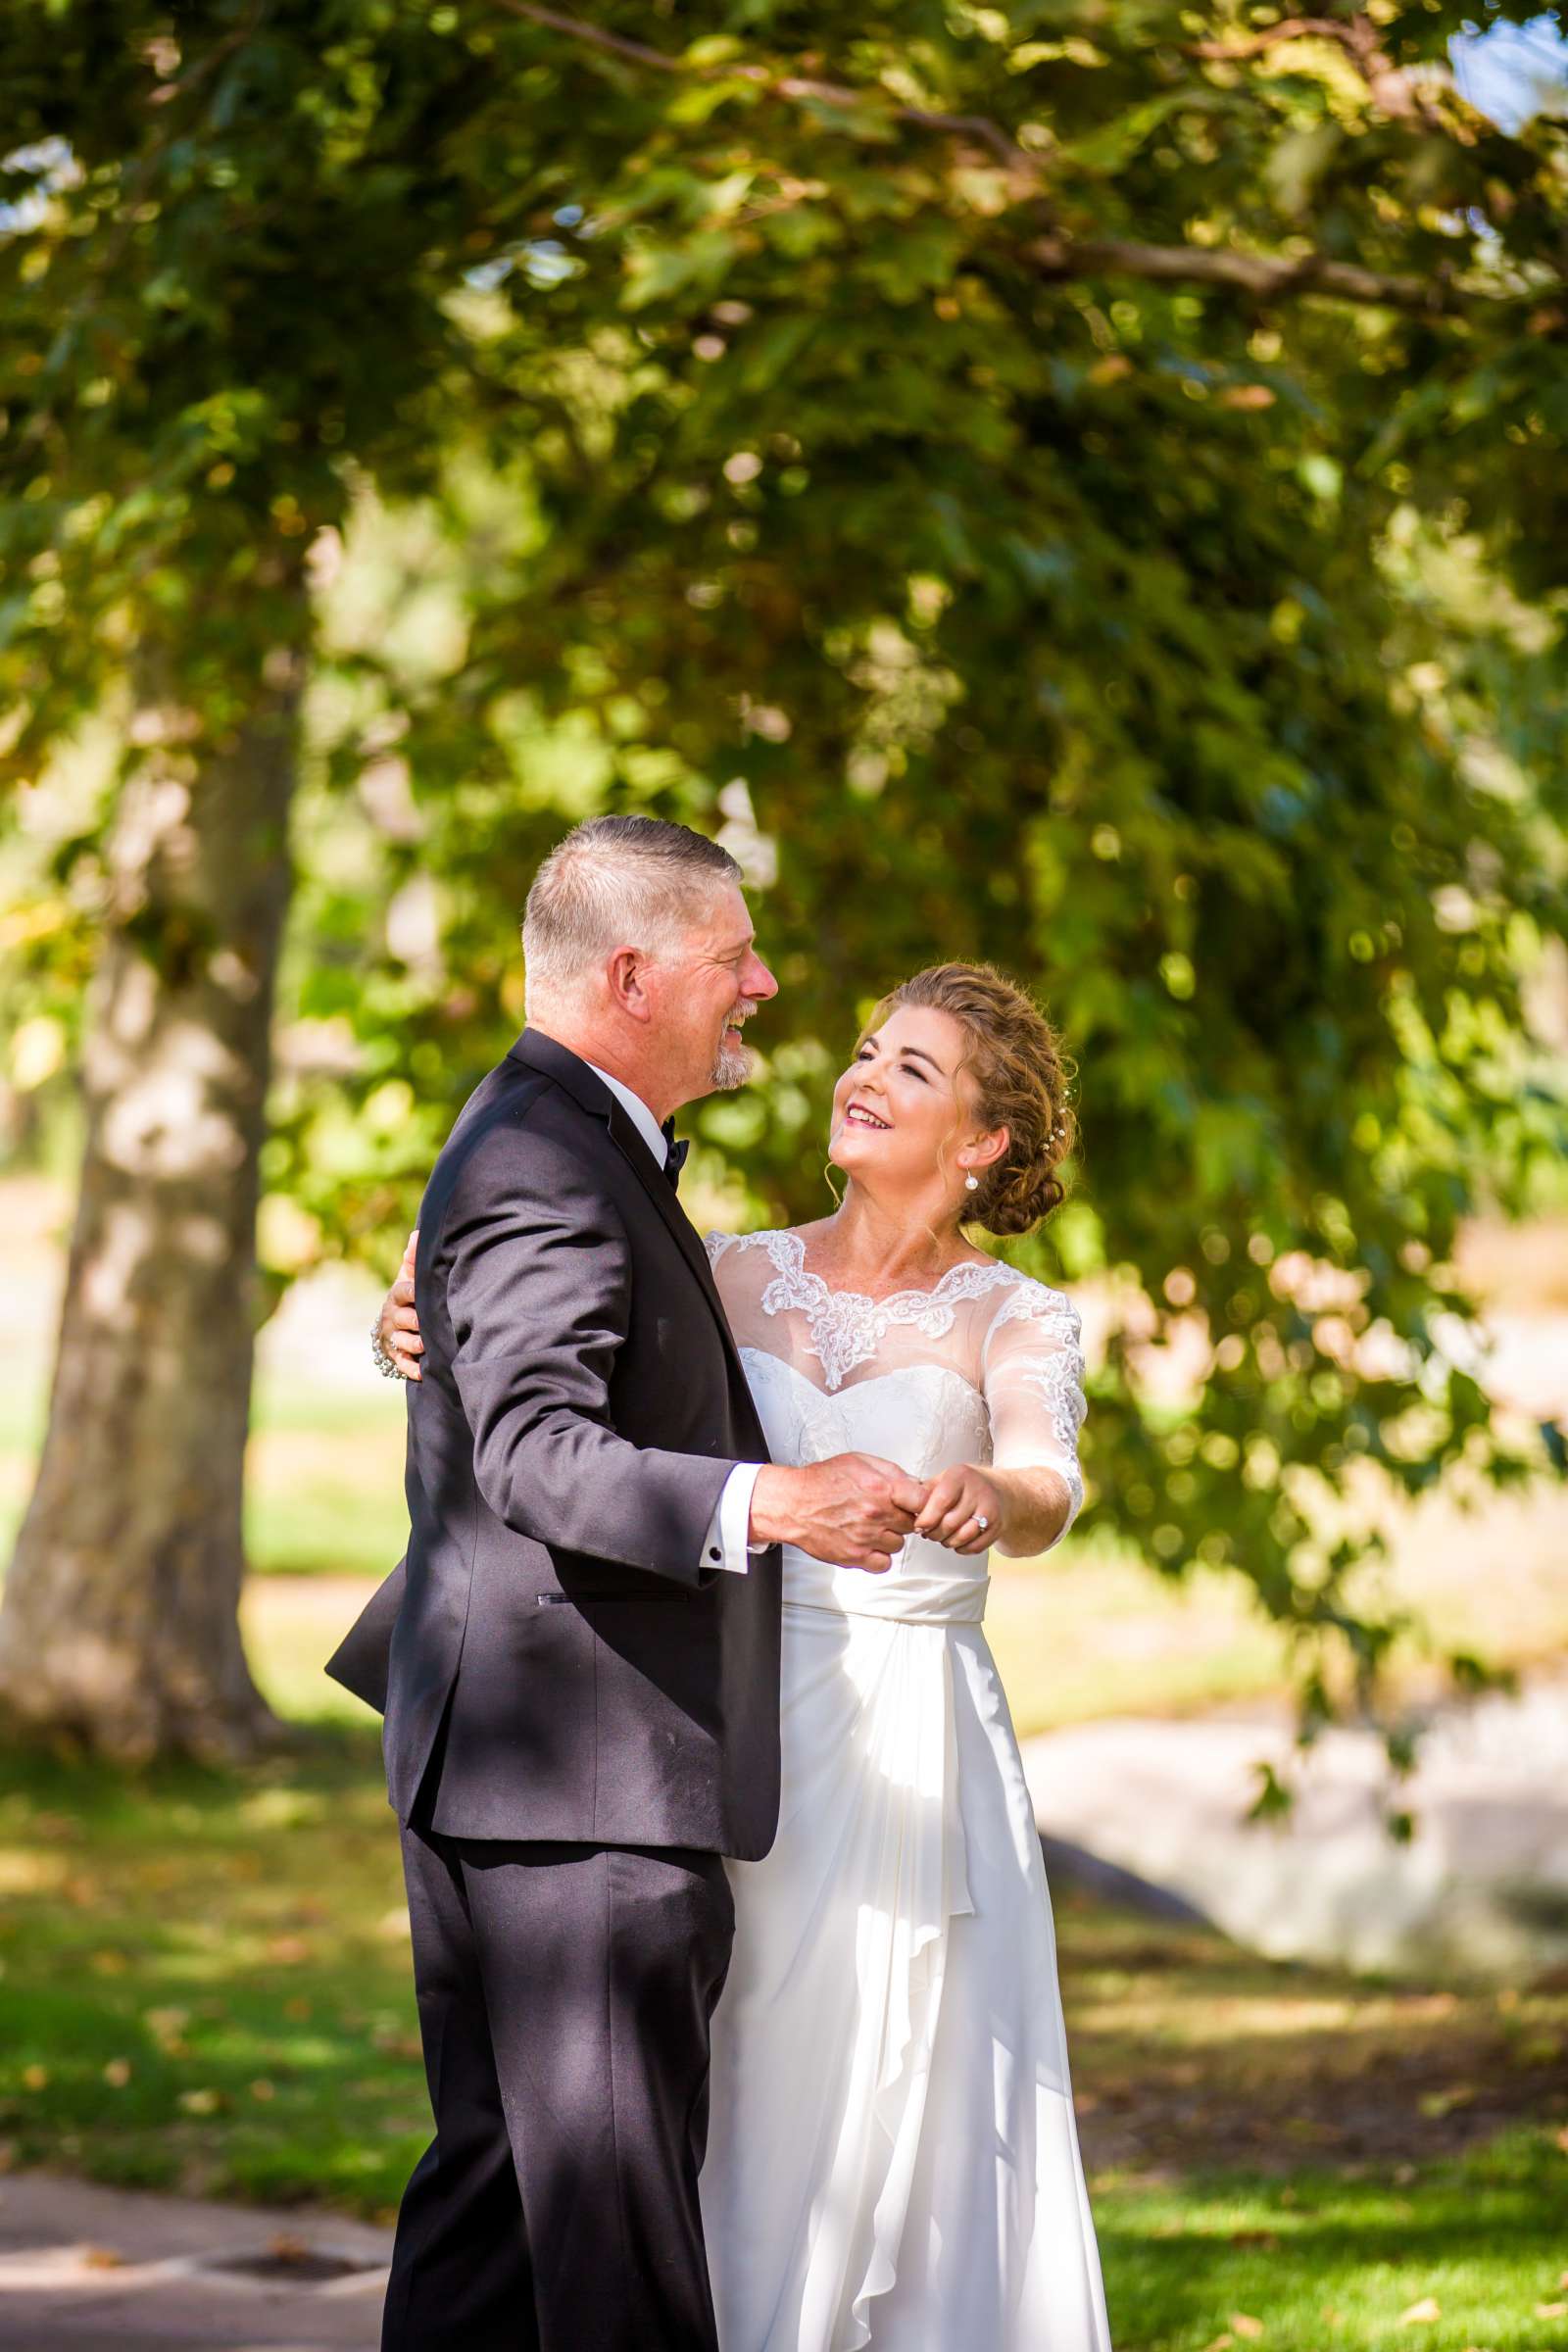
[981,1280,1086,1544]
[700,1228,784,1348]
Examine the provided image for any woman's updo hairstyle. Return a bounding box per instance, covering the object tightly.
[866,962,1076,1239]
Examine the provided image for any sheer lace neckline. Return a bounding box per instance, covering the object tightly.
[776,1228,1004,1308]
[734,1228,1029,1394]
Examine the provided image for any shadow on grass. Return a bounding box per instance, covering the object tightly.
[0,1730,423,2217]
[1096,2129,1568,2351]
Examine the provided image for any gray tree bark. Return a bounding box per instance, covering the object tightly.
[0,631,304,1762]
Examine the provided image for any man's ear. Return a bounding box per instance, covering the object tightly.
[606,946,654,1022]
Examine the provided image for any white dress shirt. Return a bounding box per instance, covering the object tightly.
[582,1059,760,1576]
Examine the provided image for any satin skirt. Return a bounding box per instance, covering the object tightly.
[701,1601,1113,2352]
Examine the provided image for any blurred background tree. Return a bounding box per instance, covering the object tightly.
[0,0,492,1754]
[2,1,1565,1759]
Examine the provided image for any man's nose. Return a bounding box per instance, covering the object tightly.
[745,951,779,1002]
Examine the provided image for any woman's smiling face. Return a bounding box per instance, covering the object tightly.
[828,1004,1004,1197]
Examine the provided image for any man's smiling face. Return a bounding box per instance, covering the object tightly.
[648,881,778,1106]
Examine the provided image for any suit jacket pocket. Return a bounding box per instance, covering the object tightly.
[536,1588,690,1605]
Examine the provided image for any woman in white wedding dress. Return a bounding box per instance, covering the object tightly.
[698,962,1111,2352]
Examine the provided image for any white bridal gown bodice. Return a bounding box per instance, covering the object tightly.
[701,1231,1113,2352]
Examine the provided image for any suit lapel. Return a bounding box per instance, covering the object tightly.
[506,1030,745,1376]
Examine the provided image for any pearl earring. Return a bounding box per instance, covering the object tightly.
[964,1173,979,1192]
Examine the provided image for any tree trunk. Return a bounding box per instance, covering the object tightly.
[0,626,304,1763]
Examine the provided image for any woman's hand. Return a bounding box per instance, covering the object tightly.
[374,1229,422,1381]
[911,1462,1007,1555]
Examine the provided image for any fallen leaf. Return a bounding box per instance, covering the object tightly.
[21,2065,49,2091]
[371,2025,422,2061]
[1533,2303,1568,2322]
[1398,2298,1441,2326]
[1229,2230,1280,2250]
[80,2246,125,2271]
[1200,2336,1234,2352]
[102,2059,132,2088]
[1230,2319,1264,2341]
[177,2087,222,2117]
[249,2079,275,2102]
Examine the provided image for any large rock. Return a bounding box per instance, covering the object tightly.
[1024,1674,1568,1979]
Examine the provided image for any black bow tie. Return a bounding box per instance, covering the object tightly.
[661,1121,690,1191]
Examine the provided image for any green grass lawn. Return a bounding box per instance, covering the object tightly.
[3,1720,1567,2351]
[1097,2139,1568,2352]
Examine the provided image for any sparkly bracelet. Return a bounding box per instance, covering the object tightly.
[370,1319,406,1381]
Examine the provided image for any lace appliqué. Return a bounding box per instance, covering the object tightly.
[732,1229,1025,1393]
[987,1281,1087,1523]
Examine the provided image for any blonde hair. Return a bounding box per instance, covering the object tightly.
[865,962,1076,1237]
[522,815,740,1001]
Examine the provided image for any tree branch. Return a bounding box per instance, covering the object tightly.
[1188,10,1446,128]
[498,3,1557,318]
[495,1,1032,171]
[1029,234,1464,314]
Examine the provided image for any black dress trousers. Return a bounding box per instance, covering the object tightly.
[382,1822,735,2352]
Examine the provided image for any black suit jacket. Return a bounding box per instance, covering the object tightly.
[325,1032,782,1859]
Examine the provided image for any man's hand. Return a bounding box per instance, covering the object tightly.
[749,1454,925,1574]
[911,1462,1007,1555]
[376,1229,422,1381]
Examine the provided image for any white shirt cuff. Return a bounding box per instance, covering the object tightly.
[702,1462,763,1574]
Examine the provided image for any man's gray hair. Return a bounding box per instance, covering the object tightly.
[522,815,742,1000]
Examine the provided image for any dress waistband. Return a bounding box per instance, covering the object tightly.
[780,1542,991,1627]
[780,1562,990,1629]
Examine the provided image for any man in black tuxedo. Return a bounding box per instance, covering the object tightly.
[327,816,921,2352]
